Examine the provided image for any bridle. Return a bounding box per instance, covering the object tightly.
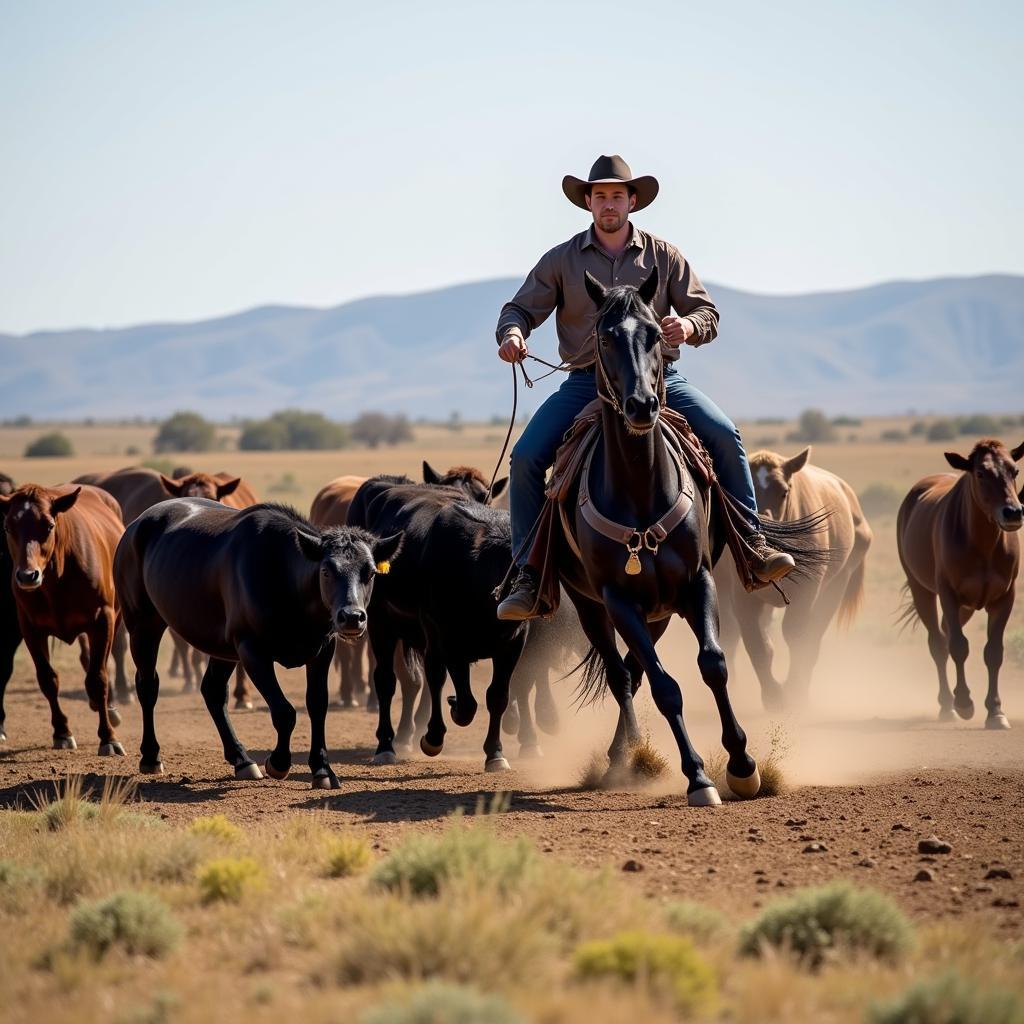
[593,304,666,427]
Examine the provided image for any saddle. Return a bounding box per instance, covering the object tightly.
[500,400,764,617]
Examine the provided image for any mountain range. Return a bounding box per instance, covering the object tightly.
[1,274,1020,421]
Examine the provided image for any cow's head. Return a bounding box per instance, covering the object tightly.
[160,472,241,502]
[945,439,1024,532]
[422,461,507,503]
[0,484,81,590]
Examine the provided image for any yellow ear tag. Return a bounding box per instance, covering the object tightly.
[376,560,391,575]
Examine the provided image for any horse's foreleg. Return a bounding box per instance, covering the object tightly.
[306,640,341,788]
[84,607,121,755]
[983,590,1014,730]
[938,587,974,720]
[236,639,297,780]
[111,617,133,706]
[603,588,718,805]
[781,582,842,705]
[130,616,167,773]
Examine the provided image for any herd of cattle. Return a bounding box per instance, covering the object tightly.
[0,433,1020,785]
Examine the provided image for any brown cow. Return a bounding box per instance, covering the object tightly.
[0,484,125,754]
[717,448,872,709]
[897,439,1023,728]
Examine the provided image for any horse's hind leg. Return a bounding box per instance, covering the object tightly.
[84,606,121,756]
[111,618,132,706]
[200,656,260,779]
[906,578,954,720]
[129,617,167,773]
[938,587,975,720]
[983,590,1013,730]
[685,569,759,799]
[232,665,253,710]
[736,601,784,711]
[169,631,194,692]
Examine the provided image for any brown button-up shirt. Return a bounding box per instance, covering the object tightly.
[495,225,719,367]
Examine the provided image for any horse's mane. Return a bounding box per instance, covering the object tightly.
[598,285,658,328]
[369,473,414,486]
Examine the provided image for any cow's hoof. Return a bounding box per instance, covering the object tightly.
[727,764,761,799]
[420,735,443,757]
[98,741,125,757]
[53,735,77,751]
[311,770,341,790]
[938,707,955,723]
[986,713,1011,731]
[233,698,253,711]
[263,757,290,781]
[234,762,263,781]
[107,707,122,728]
[372,750,398,766]
[485,756,511,773]
[139,760,164,775]
[688,785,722,807]
[519,743,543,759]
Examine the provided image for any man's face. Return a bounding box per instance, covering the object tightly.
[586,183,636,232]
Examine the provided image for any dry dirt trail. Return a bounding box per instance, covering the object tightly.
[0,623,1021,937]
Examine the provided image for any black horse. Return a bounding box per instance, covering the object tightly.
[114,500,400,787]
[559,268,820,805]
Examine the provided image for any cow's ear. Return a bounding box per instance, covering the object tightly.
[216,477,241,499]
[584,271,607,308]
[783,447,811,478]
[422,460,442,485]
[1010,441,1024,462]
[159,474,185,497]
[489,476,509,501]
[637,265,659,307]
[372,532,403,573]
[295,530,324,562]
[944,452,971,472]
[50,487,81,516]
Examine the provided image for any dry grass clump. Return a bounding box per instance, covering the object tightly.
[30,773,140,831]
[66,889,181,960]
[0,858,42,912]
[756,722,790,798]
[577,751,608,790]
[868,970,1024,1024]
[324,833,373,878]
[627,736,670,781]
[359,982,526,1024]
[572,930,717,1015]
[576,737,668,791]
[196,856,267,904]
[664,900,730,942]
[187,814,243,844]
[739,881,914,969]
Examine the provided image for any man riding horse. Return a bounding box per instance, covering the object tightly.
[495,154,794,620]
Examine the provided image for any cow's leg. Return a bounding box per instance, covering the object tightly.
[0,621,21,743]
[684,568,759,799]
[906,578,954,720]
[369,623,400,765]
[128,612,166,772]
[232,665,252,710]
[983,590,1014,730]
[22,626,74,749]
[198,656,259,778]
[394,642,424,752]
[938,587,974,720]
[365,645,379,713]
[236,639,296,780]
[603,585,720,805]
[84,607,121,755]
[482,632,527,771]
[420,647,449,757]
[306,639,341,789]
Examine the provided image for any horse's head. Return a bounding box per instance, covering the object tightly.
[0,484,81,590]
[945,439,1024,532]
[749,448,810,520]
[585,267,663,435]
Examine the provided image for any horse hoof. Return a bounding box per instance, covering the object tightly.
[447,696,477,727]
[485,756,511,773]
[234,762,264,781]
[98,741,126,757]
[233,699,253,711]
[0,730,6,743]
[420,735,443,757]
[688,786,722,807]
[955,701,975,721]
[108,707,122,728]
[502,708,520,735]
[727,765,761,799]
[519,743,543,759]
[372,750,398,766]
[53,735,77,751]
[139,760,164,775]
[986,713,1011,731]
[938,708,955,723]
[311,771,340,790]
[263,757,290,781]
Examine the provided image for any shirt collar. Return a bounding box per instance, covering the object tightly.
[578,223,645,252]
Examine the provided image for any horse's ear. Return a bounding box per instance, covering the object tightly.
[422,460,442,485]
[489,476,509,501]
[584,271,607,308]
[944,452,971,472]
[159,474,185,497]
[783,447,811,478]
[216,477,241,499]
[1010,441,1024,462]
[50,487,81,516]
[295,530,324,562]
[637,265,659,307]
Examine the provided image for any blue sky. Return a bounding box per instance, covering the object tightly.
[1,0,1020,333]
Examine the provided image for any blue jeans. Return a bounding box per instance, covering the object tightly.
[509,365,759,560]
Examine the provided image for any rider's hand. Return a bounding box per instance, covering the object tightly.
[498,329,528,363]
[660,315,694,349]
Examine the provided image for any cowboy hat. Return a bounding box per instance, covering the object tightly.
[562,154,659,212]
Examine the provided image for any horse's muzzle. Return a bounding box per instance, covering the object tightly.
[998,504,1023,531]
[623,394,660,434]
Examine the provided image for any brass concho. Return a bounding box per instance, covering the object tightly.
[625,533,643,575]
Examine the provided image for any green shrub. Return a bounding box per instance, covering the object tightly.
[0,859,42,911]
[350,411,414,448]
[868,970,1024,1024]
[196,855,266,903]
[24,432,74,457]
[1004,629,1024,668]
[67,890,181,959]
[154,411,216,453]
[239,409,348,451]
[360,982,525,1024]
[188,814,243,844]
[573,930,717,1014]
[832,415,862,427]
[664,900,729,942]
[325,834,373,878]
[910,421,927,435]
[859,482,904,519]
[927,420,958,442]
[958,414,1002,437]
[371,821,538,898]
[881,429,908,442]
[788,409,837,443]
[739,882,913,968]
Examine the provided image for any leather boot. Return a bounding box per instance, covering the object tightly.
[496,565,541,621]
[747,533,796,583]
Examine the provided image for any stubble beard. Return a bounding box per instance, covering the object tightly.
[597,210,626,232]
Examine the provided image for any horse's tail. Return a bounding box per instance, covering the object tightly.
[567,646,608,708]
[757,507,835,583]
[837,557,866,630]
[895,582,920,633]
